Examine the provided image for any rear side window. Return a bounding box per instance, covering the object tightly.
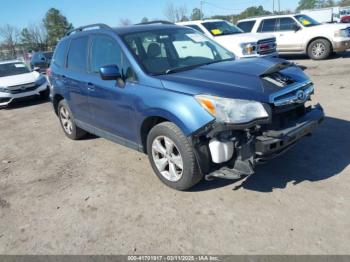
[186,24,205,34]
[67,36,88,72]
[278,17,297,31]
[237,21,256,32]
[53,40,68,67]
[258,18,278,32]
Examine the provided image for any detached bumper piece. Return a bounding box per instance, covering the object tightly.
[255,104,324,162]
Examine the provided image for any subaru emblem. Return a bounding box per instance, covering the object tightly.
[296,90,306,103]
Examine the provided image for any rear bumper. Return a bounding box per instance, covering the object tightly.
[255,104,324,161]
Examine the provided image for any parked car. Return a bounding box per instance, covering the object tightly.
[341,15,350,23]
[30,51,53,72]
[177,19,278,59]
[237,14,350,60]
[0,60,49,106]
[49,23,324,190]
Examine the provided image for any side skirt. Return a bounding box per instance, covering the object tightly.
[75,120,144,152]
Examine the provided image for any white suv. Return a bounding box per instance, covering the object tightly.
[177,19,278,59]
[237,14,350,60]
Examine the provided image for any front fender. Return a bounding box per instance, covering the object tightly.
[136,89,214,137]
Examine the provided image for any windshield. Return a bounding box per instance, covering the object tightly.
[202,21,243,36]
[294,15,320,27]
[0,62,31,77]
[123,28,234,75]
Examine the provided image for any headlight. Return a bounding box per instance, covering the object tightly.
[334,29,348,37]
[195,95,269,124]
[0,87,9,93]
[240,42,258,55]
[35,76,47,86]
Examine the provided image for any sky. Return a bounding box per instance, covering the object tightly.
[0,0,300,29]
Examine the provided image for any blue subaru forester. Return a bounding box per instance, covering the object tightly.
[49,22,324,190]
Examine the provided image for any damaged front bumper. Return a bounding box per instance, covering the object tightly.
[191,104,325,181]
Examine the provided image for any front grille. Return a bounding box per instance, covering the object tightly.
[257,38,277,55]
[265,104,306,130]
[8,82,38,94]
[271,81,314,107]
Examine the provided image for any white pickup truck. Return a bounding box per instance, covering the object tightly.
[237,14,350,60]
[176,19,278,59]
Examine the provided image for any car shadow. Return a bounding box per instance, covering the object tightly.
[190,116,350,193]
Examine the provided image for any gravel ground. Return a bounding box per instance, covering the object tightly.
[0,53,349,255]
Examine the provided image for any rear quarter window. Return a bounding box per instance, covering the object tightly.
[53,40,69,68]
[237,21,256,32]
[67,36,89,72]
[185,24,205,34]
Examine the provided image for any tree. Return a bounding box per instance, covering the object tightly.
[20,23,48,51]
[338,0,350,6]
[190,8,203,20]
[119,18,132,26]
[0,24,19,58]
[163,2,189,22]
[43,8,73,48]
[141,17,149,23]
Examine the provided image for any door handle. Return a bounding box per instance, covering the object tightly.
[86,82,95,91]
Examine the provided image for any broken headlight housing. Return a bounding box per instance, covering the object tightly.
[195,95,269,124]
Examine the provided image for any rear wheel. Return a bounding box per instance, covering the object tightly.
[147,122,202,191]
[58,99,86,140]
[307,39,332,60]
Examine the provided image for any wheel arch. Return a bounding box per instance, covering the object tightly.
[53,94,64,115]
[306,36,333,53]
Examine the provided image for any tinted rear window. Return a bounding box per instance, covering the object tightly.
[53,40,69,68]
[67,36,88,72]
[237,21,256,32]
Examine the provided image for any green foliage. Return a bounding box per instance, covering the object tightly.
[190,8,203,20]
[141,17,149,23]
[43,8,73,47]
[338,0,350,6]
[211,6,271,23]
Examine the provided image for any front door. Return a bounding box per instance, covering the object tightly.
[86,34,138,143]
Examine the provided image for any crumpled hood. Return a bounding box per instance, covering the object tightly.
[0,71,40,87]
[156,58,310,103]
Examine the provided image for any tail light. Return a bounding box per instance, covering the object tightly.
[46,67,52,77]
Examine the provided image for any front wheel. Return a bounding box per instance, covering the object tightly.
[307,39,332,60]
[146,122,202,191]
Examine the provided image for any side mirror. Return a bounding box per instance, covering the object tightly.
[99,65,122,81]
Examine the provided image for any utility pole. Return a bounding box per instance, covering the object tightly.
[200,0,204,20]
[273,0,275,13]
[278,0,281,13]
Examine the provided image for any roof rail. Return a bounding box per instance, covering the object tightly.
[136,20,174,25]
[65,23,112,36]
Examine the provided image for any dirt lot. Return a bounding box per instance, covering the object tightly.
[0,53,350,255]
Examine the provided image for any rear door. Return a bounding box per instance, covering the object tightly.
[65,35,92,123]
[237,20,256,33]
[85,34,138,142]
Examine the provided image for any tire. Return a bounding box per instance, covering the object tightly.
[57,99,86,140]
[146,121,202,191]
[307,39,332,60]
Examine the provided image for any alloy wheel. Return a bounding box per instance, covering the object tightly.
[312,43,326,58]
[59,106,73,135]
[151,136,184,182]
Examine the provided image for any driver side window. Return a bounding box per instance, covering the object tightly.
[90,35,136,81]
